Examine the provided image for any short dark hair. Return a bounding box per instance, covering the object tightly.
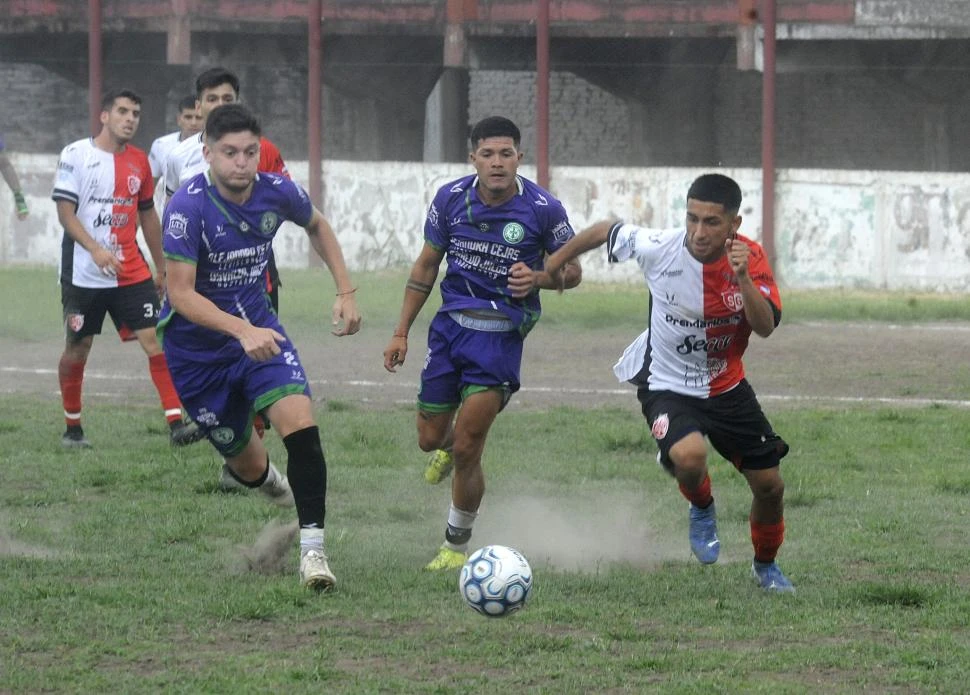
[687,174,743,214]
[205,103,261,143]
[100,89,142,112]
[469,116,521,149]
[177,94,197,112]
[195,67,240,98]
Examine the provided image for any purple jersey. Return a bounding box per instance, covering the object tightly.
[158,170,312,361]
[425,174,575,335]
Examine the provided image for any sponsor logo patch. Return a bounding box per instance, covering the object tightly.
[165,212,189,239]
[428,203,439,229]
[651,413,669,440]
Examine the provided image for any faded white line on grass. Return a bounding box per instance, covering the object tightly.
[797,321,970,332]
[4,365,969,408]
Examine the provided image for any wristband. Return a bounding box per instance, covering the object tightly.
[336,287,357,296]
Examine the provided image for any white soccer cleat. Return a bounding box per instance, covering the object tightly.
[259,469,295,508]
[300,549,336,592]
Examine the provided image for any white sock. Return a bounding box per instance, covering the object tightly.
[443,503,478,552]
[300,527,325,556]
[259,461,283,489]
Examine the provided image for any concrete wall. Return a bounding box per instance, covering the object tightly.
[4,155,968,292]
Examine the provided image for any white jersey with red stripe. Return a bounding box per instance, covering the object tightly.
[607,223,781,398]
[52,138,155,288]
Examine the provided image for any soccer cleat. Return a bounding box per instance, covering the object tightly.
[300,549,336,592]
[688,502,720,564]
[259,470,295,508]
[169,419,205,446]
[425,544,467,571]
[61,426,92,449]
[424,449,454,484]
[752,560,796,593]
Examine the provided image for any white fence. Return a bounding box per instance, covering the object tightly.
[3,155,968,291]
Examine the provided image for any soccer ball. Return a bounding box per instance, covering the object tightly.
[458,544,533,617]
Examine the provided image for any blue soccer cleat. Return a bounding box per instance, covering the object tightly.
[752,560,795,593]
[688,502,720,564]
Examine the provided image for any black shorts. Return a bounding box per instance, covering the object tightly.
[637,379,789,471]
[61,279,159,342]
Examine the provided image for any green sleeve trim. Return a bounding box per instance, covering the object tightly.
[163,252,197,265]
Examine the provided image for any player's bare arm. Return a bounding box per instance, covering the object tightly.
[507,258,582,298]
[725,239,776,338]
[303,208,361,337]
[543,219,618,280]
[55,199,121,276]
[166,258,285,361]
[138,207,166,292]
[383,243,443,372]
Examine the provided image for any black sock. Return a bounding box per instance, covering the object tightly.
[283,425,327,529]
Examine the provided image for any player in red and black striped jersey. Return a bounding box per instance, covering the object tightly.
[544,173,795,593]
[51,89,203,449]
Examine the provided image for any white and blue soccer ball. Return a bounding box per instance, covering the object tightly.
[459,544,533,617]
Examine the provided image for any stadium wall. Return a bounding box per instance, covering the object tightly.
[3,155,967,292]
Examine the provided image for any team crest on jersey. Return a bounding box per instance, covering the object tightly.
[166,212,189,239]
[651,413,669,440]
[210,427,235,445]
[127,175,141,195]
[721,291,744,312]
[259,212,278,234]
[66,314,84,333]
[502,222,525,244]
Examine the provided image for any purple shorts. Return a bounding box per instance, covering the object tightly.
[166,336,311,457]
[417,312,523,413]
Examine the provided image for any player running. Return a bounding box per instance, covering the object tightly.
[159,104,360,590]
[543,173,795,593]
[383,116,582,571]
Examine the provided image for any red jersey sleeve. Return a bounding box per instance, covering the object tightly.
[134,148,155,210]
[259,137,290,179]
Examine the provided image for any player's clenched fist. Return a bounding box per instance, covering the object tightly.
[383,335,408,373]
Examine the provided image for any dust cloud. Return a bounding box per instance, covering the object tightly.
[471,488,684,572]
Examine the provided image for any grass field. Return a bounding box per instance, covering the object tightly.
[1,267,969,692]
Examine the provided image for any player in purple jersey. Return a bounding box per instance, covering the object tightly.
[382,116,582,571]
[159,104,361,591]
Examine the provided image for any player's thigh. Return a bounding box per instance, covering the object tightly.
[107,279,159,337]
[452,387,505,456]
[705,380,789,471]
[637,387,706,466]
[61,282,109,342]
[264,393,315,438]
